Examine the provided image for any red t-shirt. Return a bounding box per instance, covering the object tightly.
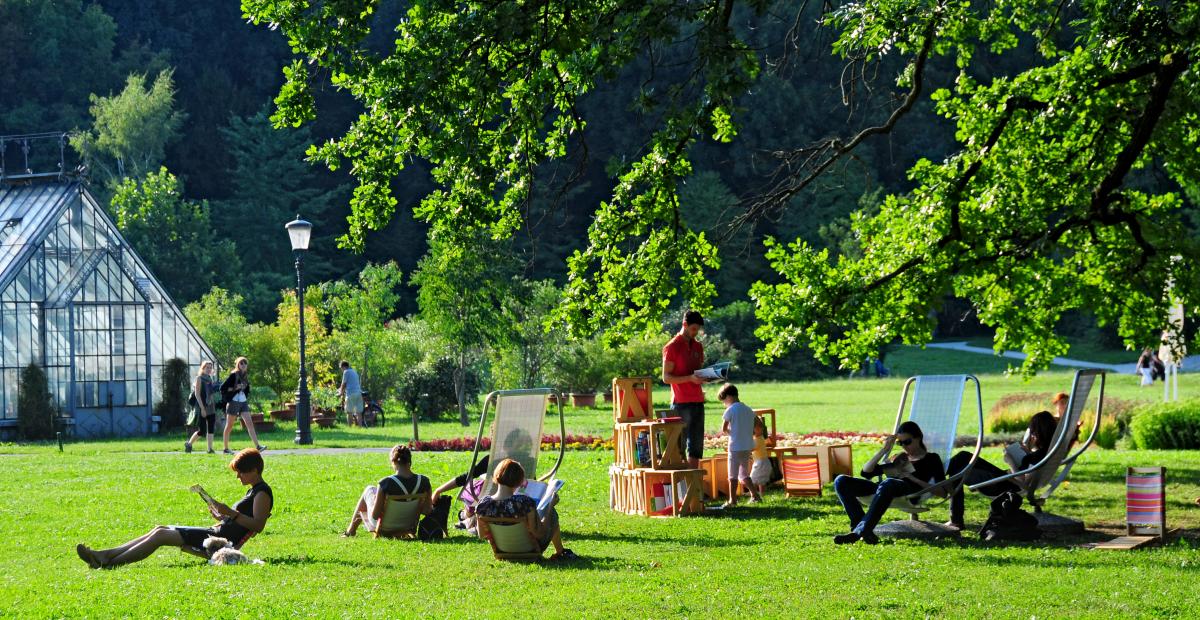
[663,333,705,404]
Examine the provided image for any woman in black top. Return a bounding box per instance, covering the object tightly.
[76,449,273,568]
[944,410,1058,529]
[221,357,265,454]
[832,421,946,544]
[343,445,449,540]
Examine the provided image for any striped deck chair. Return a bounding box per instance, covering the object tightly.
[781,455,821,497]
[466,389,567,499]
[1126,467,1167,539]
[864,375,984,518]
[969,369,1105,512]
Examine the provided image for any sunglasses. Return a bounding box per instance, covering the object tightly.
[897,438,914,446]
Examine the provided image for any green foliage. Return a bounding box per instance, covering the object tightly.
[546,338,610,394]
[755,0,1200,375]
[110,168,239,305]
[184,287,251,371]
[1129,400,1200,450]
[985,392,1051,434]
[0,0,122,134]
[16,363,56,440]
[396,357,481,422]
[71,70,186,186]
[323,261,405,392]
[602,334,665,382]
[489,279,567,390]
[153,358,190,431]
[216,109,349,321]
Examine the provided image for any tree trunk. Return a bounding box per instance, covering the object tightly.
[455,351,468,426]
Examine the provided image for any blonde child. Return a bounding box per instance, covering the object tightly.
[719,383,761,507]
[748,416,771,499]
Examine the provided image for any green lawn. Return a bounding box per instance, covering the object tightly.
[2,445,1198,618]
[2,364,1188,455]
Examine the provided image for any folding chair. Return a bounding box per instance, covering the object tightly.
[970,369,1104,530]
[781,455,822,497]
[863,375,984,529]
[466,388,566,499]
[477,514,547,561]
[373,493,428,539]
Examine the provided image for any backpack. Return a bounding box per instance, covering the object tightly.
[979,491,1041,541]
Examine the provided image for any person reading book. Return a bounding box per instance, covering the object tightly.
[75,448,272,568]
[662,310,709,469]
[943,411,1059,529]
[474,459,576,561]
[832,421,946,544]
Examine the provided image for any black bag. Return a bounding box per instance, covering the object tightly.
[979,491,1041,541]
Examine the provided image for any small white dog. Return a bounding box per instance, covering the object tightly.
[202,537,263,566]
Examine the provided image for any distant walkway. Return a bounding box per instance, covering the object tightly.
[925,341,1200,374]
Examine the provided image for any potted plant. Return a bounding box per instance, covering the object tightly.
[549,339,608,408]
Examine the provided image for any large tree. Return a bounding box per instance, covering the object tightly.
[245,0,1200,373]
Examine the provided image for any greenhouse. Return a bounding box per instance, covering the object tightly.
[0,178,213,438]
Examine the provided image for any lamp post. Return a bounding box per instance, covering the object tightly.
[286,215,313,445]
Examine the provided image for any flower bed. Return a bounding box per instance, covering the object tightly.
[407,433,613,452]
[703,431,888,451]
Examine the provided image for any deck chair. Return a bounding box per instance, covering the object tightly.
[781,455,822,497]
[466,388,567,501]
[374,493,429,539]
[863,375,984,519]
[477,514,547,561]
[969,369,1105,512]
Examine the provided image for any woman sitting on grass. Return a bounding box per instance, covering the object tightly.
[475,458,576,560]
[831,421,945,544]
[943,411,1058,529]
[343,445,449,540]
[76,448,272,568]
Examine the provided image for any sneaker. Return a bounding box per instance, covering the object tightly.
[223,449,233,455]
[943,520,965,531]
[184,442,192,453]
[861,531,879,545]
[206,449,215,454]
[256,444,267,451]
[833,532,861,545]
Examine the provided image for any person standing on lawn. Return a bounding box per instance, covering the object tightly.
[719,383,761,508]
[184,361,218,454]
[339,360,364,426]
[221,357,265,454]
[663,310,708,469]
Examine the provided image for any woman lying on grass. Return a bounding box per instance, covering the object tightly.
[832,421,945,544]
[76,448,272,568]
[475,458,576,560]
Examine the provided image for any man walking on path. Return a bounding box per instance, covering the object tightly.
[339,361,364,426]
[662,311,708,469]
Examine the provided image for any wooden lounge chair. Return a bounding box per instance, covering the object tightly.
[477,514,547,561]
[781,455,822,497]
[863,375,984,532]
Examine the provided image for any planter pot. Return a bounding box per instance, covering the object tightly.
[270,409,295,422]
[570,392,597,408]
[313,415,335,429]
[602,391,613,404]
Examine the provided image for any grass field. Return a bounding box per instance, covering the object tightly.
[2,445,1198,618]
[2,362,1200,617]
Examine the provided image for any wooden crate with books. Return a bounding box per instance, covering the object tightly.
[608,376,705,517]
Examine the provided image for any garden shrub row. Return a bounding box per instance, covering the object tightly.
[1129,400,1200,450]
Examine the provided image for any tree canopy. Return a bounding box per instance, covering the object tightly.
[245,0,1200,373]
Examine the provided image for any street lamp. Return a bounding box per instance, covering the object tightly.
[286,215,313,445]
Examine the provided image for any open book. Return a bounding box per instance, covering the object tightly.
[880,460,915,479]
[694,361,732,382]
[189,484,218,511]
[1003,443,1028,470]
[519,479,564,519]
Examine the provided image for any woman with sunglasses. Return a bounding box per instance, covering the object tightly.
[832,420,945,544]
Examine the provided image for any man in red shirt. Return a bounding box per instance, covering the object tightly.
[662,310,708,468]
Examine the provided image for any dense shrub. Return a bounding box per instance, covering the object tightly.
[154,358,190,431]
[397,357,481,421]
[986,392,1053,433]
[17,362,56,440]
[1129,400,1200,450]
[1080,396,1140,449]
